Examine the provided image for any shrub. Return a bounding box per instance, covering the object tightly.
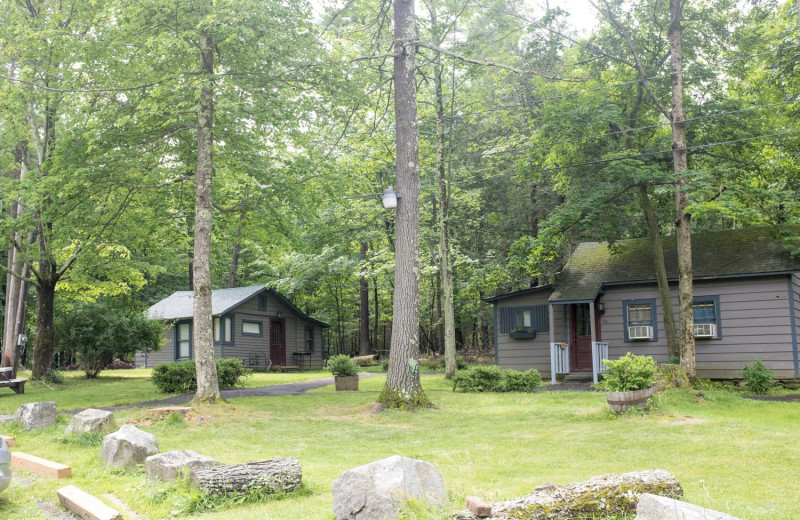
[654,363,689,391]
[152,358,251,393]
[381,358,389,372]
[55,298,165,378]
[601,353,656,392]
[456,355,468,370]
[452,365,541,393]
[327,354,358,377]
[742,360,773,394]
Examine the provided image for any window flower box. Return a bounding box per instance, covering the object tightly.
[509,328,536,340]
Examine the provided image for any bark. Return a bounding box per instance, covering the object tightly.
[378,0,430,408]
[373,276,379,351]
[191,458,302,495]
[529,183,540,288]
[192,29,221,402]
[429,2,457,379]
[359,240,370,356]
[669,0,696,378]
[637,186,679,359]
[227,212,245,288]
[3,157,27,376]
[32,255,57,379]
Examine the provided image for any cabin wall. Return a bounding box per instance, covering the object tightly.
[792,274,800,378]
[135,328,176,368]
[600,275,796,379]
[494,290,564,374]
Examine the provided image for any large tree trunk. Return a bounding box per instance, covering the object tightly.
[669,0,696,378]
[32,253,57,380]
[227,212,244,288]
[191,458,302,495]
[378,0,430,409]
[359,241,370,356]
[192,29,221,402]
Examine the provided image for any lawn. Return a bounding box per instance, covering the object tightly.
[1,374,798,519]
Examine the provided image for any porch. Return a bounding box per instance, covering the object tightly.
[547,301,609,384]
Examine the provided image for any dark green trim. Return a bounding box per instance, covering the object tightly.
[242,319,264,337]
[693,295,722,340]
[510,305,549,332]
[305,325,315,353]
[623,299,658,342]
[493,303,499,365]
[788,276,799,378]
[601,270,800,288]
[549,298,596,305]
[174,320,192,361]
[483,285,554,302]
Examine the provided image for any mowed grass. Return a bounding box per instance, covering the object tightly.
[0,369,332,413]
[1,374,798,519]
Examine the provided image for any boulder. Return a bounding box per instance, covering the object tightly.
[331,455,447,520]
[65,409,116,435]
[101,425,159,468]
[15,402,57,430]
[635,493,741,520]
[146,450,218,482]
[455,470,682,520]
[0,437,10,493]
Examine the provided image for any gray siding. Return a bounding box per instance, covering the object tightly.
[601,275,796,379]
[792,274,800,378]
[495,289,564,373]
[137,292,325,370]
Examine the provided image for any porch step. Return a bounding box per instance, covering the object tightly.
[563,372,593,382]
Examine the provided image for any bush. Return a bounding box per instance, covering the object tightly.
[152,358,252,393]
[55,298,165,378]
[742,360,773,394]
[327,354,358,377]
[456,355,468,370]
[452,365,541,393]
[601,353,656,392]
[381,358,389,372]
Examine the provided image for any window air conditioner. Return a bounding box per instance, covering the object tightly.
[693,323,717,338]
[628,325,653,340]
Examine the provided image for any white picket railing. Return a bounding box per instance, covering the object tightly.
[550,342,569,384]
[592,341,609,384]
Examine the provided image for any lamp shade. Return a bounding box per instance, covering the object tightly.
[382,187,398,209]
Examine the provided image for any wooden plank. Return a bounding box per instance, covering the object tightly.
[465,496,493,517]
[2,435,15,447]
[12,451,72,479]
[57,485,121,520]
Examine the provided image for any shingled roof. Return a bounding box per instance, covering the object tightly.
[549,228,800,303]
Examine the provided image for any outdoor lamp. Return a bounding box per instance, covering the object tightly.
[382,187,399,209]
[597,302,605,315]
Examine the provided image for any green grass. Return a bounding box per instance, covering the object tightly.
[1,375,798,519]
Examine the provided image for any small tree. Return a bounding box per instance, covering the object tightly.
[55,299,164,378]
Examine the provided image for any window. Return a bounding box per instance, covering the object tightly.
[508,305,549,332]
[213,316,234,344]
[693,296,721,339]
[623,299,657,341]
[515,309,532,330]
[242,320,262,336]
[176,322,191,360]
[305,327,315,353]
[258,294,267,311]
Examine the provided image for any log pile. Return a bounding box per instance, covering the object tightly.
[191,457,302,495]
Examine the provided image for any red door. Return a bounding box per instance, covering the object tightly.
[270,318,286,366]
[570,303,599,371]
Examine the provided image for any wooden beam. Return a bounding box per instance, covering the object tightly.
[146,406,191,415]
[57,485,121,520]
[11,451,71,479]
[2,435,15,447]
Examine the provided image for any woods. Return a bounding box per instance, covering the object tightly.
[1,0,799,384]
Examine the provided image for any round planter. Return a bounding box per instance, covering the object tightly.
[334,375,359,391]
[606,386,655,414]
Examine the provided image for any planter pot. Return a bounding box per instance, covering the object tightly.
[334,376,359,391]
[606,386,655,414]
[509,330,536,340]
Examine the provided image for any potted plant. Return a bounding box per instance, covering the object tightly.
[600,353,656,414]
[509,327,536,340]
[328,354,359,391]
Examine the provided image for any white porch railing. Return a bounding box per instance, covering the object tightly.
[592,342,609,384]
[550,342,569,384]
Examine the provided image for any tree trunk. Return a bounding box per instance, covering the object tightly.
[32,258,57,379]
[637,185,679,360]
[227,212,245,288]
[192,29,221,402]
[359,241,370,356]
[669,0,696,378]
[191,458,302,496]
[378,0,430,409]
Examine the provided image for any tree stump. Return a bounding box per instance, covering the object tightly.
[191,457,302,495]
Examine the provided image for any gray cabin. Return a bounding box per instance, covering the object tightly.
[136,286,329,370]
[485,228,800,382]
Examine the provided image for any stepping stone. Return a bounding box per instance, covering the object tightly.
[145,450,218,481]
[12,452,71,479]
[57,485,121,520]
[65,409,116,435]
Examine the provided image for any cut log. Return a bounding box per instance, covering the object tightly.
[2,435,15,447]
[57,485,121,520]
[12,451,71,479]
[466,496,492,517]
[191,457,302,495]
[147,406,191,415]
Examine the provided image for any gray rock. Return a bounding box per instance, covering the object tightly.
[0,437,10,493]
[101,425,159,468]
[145,450,218,481]
[65,409,116,435]
[15,402,57,430]
[331,455,447,520]
[636,493,741,520]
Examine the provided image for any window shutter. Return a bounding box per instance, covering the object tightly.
[499,307,512,333]
[532,305,549,332]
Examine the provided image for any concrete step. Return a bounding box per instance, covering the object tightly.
[563,372,593,382]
